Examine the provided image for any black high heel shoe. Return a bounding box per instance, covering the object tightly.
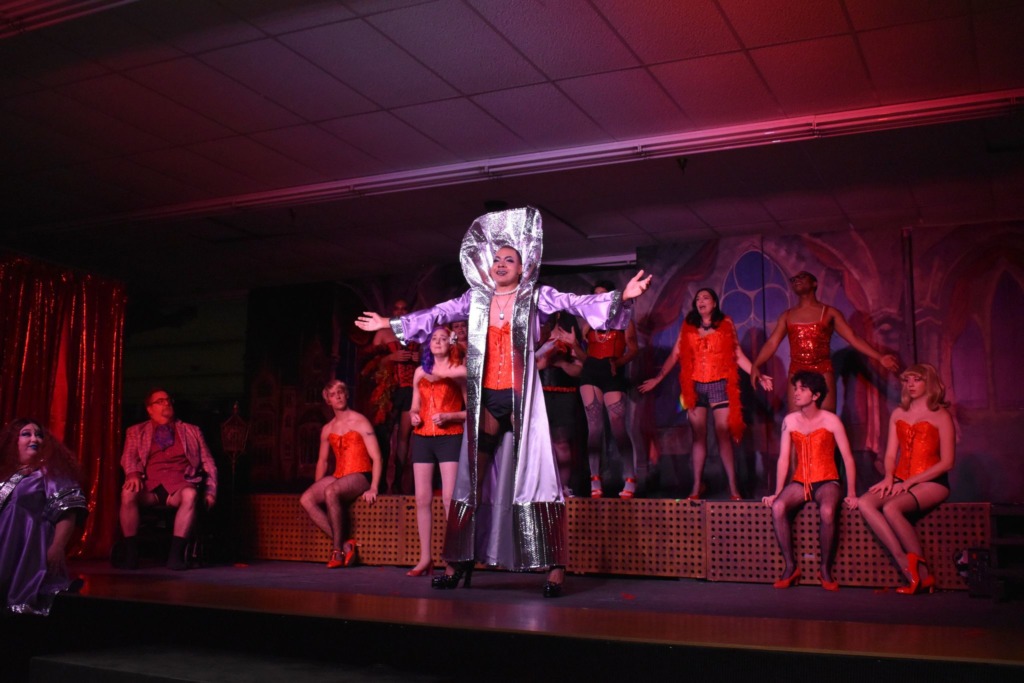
[543,565,565,598]
[431,561,474,589]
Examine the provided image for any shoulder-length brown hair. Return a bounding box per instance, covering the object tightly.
[899,364,950,411]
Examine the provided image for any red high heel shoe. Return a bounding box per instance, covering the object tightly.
[819,572,840,591]
[326,549,343,569]
[773,568,801,589]
[619,477,637,499]
[341,539,357,568]
[590,475,603,499]
[406,562,433,577]
[897,553,935,594]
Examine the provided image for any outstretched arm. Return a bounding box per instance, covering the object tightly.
[639,345,679,394]
[623,270,653,301]
[750,313,788,387]
[763,418,794,506]
[831,308,900,373]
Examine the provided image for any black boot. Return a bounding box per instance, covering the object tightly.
[167,535,189,570]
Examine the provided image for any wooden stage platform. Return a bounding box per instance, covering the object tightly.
[8,559,1023,682]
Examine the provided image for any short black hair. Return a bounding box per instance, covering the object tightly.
[592,280,616,294]
[791,371,828,407]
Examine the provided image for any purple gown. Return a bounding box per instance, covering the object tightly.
[0,468,86,615]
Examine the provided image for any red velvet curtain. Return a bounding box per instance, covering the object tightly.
[1,251,125,557]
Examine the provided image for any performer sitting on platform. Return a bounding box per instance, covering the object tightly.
[749,271,900,411]
[536,311,585,499]
[762,371,858,590]
[581,281,639,499]
[300,380,382,569]
[858,363,954,595]
[356,206,651,598]
[1,419,86,615]
[118,389,217,570]
[407,326,467,577]
[639,288,772,500]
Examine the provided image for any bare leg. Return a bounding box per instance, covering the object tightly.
[581,384,605,495]
[551,433,574,493]
[771,482,807,579]
[687,406,709,497]
[821,372,837,413]
[166,485,198,538]
[396,410,414,494]
[412,462,435,572]
[813,482,842,582]
[438,461,458,520]
[299,476,337,538]
[119,489,160,537]
[711,403,740,497]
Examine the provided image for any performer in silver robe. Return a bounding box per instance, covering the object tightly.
[356,207,651,596]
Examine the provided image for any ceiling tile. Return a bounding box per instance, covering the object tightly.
[126,147,260,197]
[0,31,109,87]
[844,0,970,31]
[36,11,183,71]
[128,57,303,133]
[621,204,710,234]
[368,0,544,93]
[185,136,326,189]
[974,3,1024,90]
[468,0,638,79]
[118,0,265,53]
[320,111,459,169]
[279,19,459,108]
[858,17,977,103]
[559,68,689,139]
[217,0,356,35]
[593,0,740,63]
[251,125,389,176]
[472,83,610,150]
[751,35,876,115]
[3,90,169,154]
[689,197,775,227]
[717,0,849,48]
[199,38,377,120]
[391,98,525,159]
[651,53,782,128]
[57,74,234,144]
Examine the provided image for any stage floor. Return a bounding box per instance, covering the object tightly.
[65,559,1023,668]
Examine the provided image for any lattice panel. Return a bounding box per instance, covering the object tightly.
[245,495,451,567]
[707,502,989,589]
[567,498,705,578]
[244,495,987,588]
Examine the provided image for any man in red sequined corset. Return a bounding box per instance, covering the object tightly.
[750,272,900,411]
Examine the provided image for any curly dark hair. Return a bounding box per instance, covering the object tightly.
[791,371,829,408]
[0,418,82,483]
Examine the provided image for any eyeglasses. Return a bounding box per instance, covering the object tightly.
[149,397,173,406]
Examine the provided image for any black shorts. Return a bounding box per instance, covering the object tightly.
[481,388,514,421]
[579,356,629,393]
[392,386,413,412]
[411,433,462,464]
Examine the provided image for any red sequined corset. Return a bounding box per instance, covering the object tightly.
[414,377,465,437]
[894,420,941,481]
[329,432,372,478]
[586,328,625,359]
[792,428,839,500]
[483,323,513,390]
[788,314,833,375]
[682,325,735,383]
